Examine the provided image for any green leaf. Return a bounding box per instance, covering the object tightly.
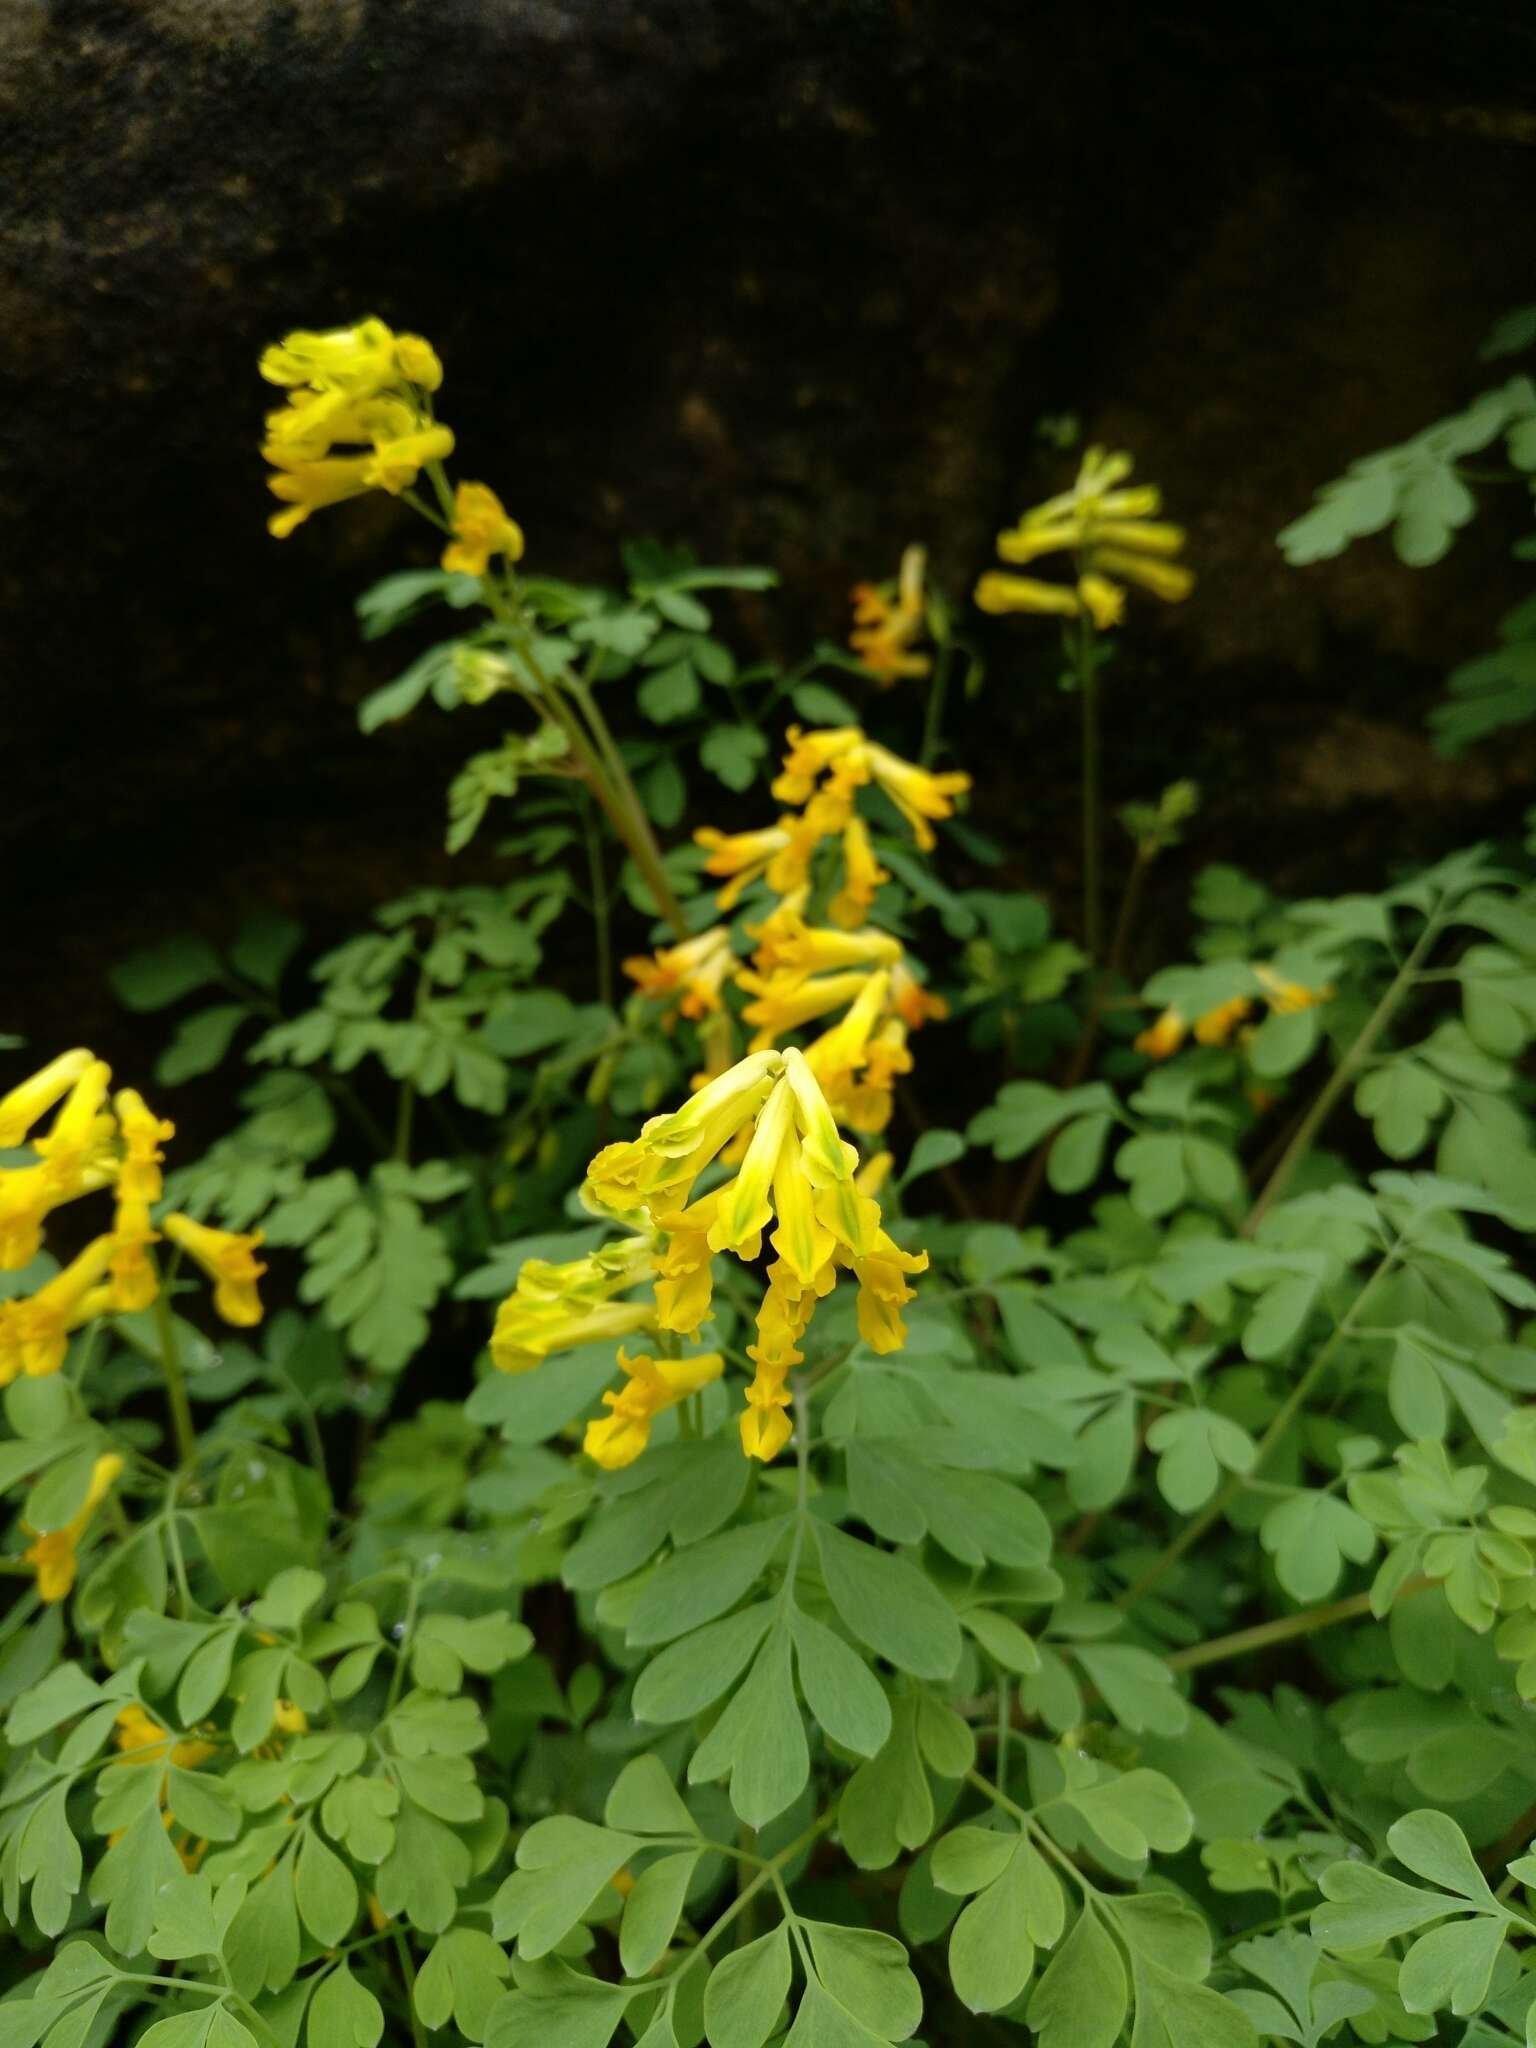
[812,1523,961,1680]
[416,1928,511,2043]
[626,1518,792,1647]
[1027,1904,1128,2048]
[704,1924,792,2048]
[839,1698,933,1871]
[486,1961,632,2048]
[790,1608,892,1757]
[111,934,222,1011]
[1398,1916,1506,2018]
[308,1961,384,2048]
[804,1921,921,2041]
[225,1860,301,1998]
[1073,1643,1188,1736]
[1063,1768,1193,1862]
[700,724,769,791]
[493,1817,642,1959]
[603,1755,697,1837]
[1312,1863,1464,1948]
[295,1824,358,1946]
[792,682,859,724]
[157,1003,253,1085]
[633,1603,776,1724]
[948,1844,1037,2013]
[637,661,701,723]
[686,1623,808,1827]
[899,1129,966,1189]
[1386,1811,1499,1905]
[620,1850,700,1977]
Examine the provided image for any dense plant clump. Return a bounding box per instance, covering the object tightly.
[3,314,1536,2047]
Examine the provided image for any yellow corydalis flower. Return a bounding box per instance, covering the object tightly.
[772,728,970,854]
[975,446,1193,624]
[747,909,902,986]
[113,1703,218,1773]
[583,1347,725,1470]
[109,1086,174,1312]
[23,1452,123,1603]
[1137,966,1333,1061]
[849,544,932,685]
[0,1236,118,1384]
[162,1214,266,1327]
[0,1054,117,1271]
[490,1237,657,1375]
[259,318,454,538]
[623,926,736,1021]
[441,481,525,578]
[694,819,825,912]
[585,1048,926,1461]
[0,1049,95,1149]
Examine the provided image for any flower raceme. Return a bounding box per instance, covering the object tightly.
[0,1050,266,1367]
[622,925,736,1021]
[974,446,1194,627]
[260,318,453,538]
[848,544,932,684]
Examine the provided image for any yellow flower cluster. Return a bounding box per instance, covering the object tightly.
[260,318,452,538]
[848,545,932,684]
[587,1048,925,1461]
[1135,966,1335,1061]
[975,447,1193,628]
[0,1049,267,1389]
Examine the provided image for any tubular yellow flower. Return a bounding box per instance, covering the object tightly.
[1254,965,1334,1016]
[0,1235,117,1384]
[22,1451,123,1604]
[861,741,969,852]
[848,544,932,685]
[772,727,869,808]
[830,814,889,930]
[977,447,1193,623]
[490,1238,657,1374]
[115,1089,174,1206]
[442,481,526,577]
[109,1192,160,1313]
[583,1347,725,1470]
[974,572,1083,619]
[161,1213,266,1327]
[1193,995,1254,1046]
[259,318,399,392]
[1090,547,1194,605]
[113,1704,218,1773]
[263,452,376,537]
[738,967,873,1048]
[32,1059,114,1189]
[394,334,444,390]
[0,1050,95,1149]
[624,926,736,1020]
[362,425,456,495]
[1135,1007,1188,1061]
[0,1162,108,1271]
[1077,573,1126,631]
[890,959,948,1029]
[748,910,902,986]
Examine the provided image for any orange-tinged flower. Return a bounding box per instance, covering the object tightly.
[624,926,736,1021]
[1135,1007,1187,1061]
[848,544,932,685]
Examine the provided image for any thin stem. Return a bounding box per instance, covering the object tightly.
[992,1664,1010,1793]
[392,1930,428,2048]
[1117,1246,1398,1610]
[384,1574,421,1716]
[1242,913,1443,1235]
[392,1083,415,1166]
[151,1275,197,1469]
[919,637,952,767]
[1165,1586,1419,1673]
[1076,615,1103,962]
[568,672,689,936]
[582,795,616,1011]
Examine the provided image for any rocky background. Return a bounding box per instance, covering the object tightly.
[4,0,1536,1066]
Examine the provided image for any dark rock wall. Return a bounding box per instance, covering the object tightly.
[5,0,1536,1057]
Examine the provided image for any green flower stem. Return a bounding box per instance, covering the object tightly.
[919,634,952,768]
[1242,910,1444,1236]
[1117,1246,1399,1611]
[1165,1579,1432,1674]
[1075,614,1103,962]
[151,1272,197,1470]
[567,671,690,937]
[393,1929,428,2048]
[581,794,616,1011]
